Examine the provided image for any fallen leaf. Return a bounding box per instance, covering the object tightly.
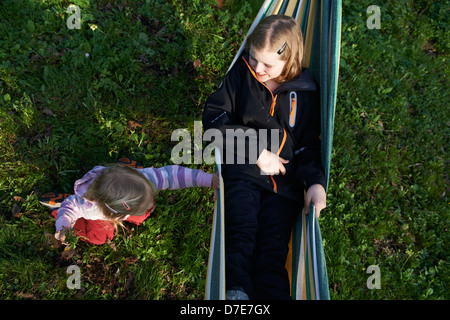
[44,231,62,249]
[12,196,25,202]
[61,246,75,261]
[17,292,34,299]
[107,239,117,251]
[124,257,138,267]
[127,120,142,130]
[193,59,202,69]
[11,203,22,218]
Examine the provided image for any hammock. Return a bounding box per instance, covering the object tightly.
[205,0,342,300]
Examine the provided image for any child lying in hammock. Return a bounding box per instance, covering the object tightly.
[44,163,218,245]
[202,15,326,300]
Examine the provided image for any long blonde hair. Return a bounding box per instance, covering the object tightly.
[245,15,304,83]
[84,165,157,224]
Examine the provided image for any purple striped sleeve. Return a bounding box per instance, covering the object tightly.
[139,166,212,190]
[177,166,187,189]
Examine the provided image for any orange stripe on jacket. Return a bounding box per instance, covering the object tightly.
[290,97,296,126]
[242,57,278,115]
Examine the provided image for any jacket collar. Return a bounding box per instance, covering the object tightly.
[242,55,317,94]
[273,68,317,94]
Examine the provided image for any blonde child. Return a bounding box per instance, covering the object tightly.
[202,15,326,300]
[52,164,218,245]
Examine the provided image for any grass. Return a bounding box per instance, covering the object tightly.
[0,0,448,300]
[324,0,449,299]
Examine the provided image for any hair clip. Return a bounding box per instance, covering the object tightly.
[122,200,131,211]
[277,41,287,55]
[105,203,118,214]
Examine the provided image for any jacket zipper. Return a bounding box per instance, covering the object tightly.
[271,128,287,193]
[242,57,278,115]
[242,56,287,194]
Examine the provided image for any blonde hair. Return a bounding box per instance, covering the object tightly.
[84,165,157,224]
[245,15,303,83]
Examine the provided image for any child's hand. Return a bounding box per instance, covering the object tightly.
[256,149,289,175]
[304,184,326,218]
[212,172,220,190]
[54,229,67,243]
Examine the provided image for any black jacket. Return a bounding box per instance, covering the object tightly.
[202,55,326,202]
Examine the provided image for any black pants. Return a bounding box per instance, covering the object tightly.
[224,177,301,300]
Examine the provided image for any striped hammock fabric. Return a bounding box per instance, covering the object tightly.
[205,0,342,300]
[206,147,226,300]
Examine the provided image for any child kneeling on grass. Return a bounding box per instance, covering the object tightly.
[42,164,218,245]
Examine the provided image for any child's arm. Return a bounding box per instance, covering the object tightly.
[202,59,273,163]
[294,90,327,217]
[139,165,215,191]
[54,195,82,242]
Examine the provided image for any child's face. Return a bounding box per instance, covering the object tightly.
[249,46,286,83]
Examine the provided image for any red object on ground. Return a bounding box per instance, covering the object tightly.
[51,209,151,245]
